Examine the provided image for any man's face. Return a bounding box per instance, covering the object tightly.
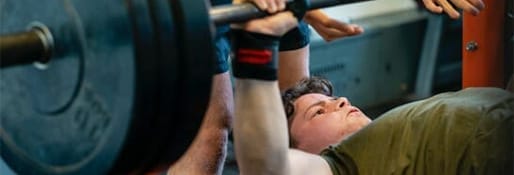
[289,93,371,154]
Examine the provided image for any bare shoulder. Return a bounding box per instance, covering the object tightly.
[288,149,333,175]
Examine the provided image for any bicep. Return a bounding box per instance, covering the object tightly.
[288,149,333,175]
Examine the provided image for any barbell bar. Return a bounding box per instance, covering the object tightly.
[0,0,366,174]
[211,0,365,25]
[0,24,54,68]
[0,0,366,68]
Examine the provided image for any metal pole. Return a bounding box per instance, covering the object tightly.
[462,0,506,88]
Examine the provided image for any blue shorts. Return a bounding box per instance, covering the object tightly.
[213,21,311,74]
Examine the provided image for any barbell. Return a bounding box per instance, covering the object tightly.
[0,0,364,174]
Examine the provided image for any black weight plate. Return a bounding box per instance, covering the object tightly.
[108,0,212,173]
[158,0,214,170]
[108,0,211,173]
[1,0,144,174]
[111,0,214,173]
[105,0,163,173]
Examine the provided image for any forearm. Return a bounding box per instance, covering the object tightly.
[278,47,310,92]
[233,79,290,175]
[303,9,327,24]
[168,73,233,175]
[303,9,364,42]
[230,8,297,174]
[168,127,229,175]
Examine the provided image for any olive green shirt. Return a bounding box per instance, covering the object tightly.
[321,88,514,175]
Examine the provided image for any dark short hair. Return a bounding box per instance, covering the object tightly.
[281,77,333,146]
[282,77,333,118]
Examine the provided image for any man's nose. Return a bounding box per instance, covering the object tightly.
[332,97,350,110]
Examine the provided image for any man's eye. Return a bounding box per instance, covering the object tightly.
[315,109,325,116]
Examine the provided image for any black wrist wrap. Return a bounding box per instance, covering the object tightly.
[231,30,280,81]
[287,0,310,21]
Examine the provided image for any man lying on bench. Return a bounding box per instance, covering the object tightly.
[230,6,513,175]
